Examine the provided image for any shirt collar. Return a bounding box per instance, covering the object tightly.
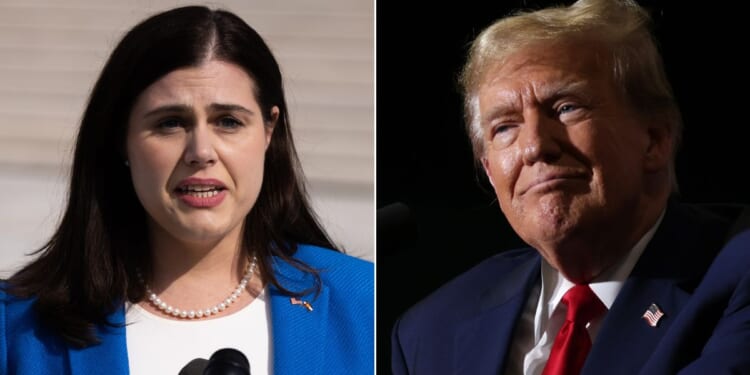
[540,209,666,318]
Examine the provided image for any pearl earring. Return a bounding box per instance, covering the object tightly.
[125,160,130,167]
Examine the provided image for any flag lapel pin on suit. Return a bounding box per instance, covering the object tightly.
[642,303,665,327]
[290,297,314,312]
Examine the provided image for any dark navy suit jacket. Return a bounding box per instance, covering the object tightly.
[392,203,750,374]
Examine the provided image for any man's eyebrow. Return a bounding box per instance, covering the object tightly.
[481,103,519,127]
[537,80,591,102]
[480,89,522,127]
[480,80,592,125]
[141,103,256,118]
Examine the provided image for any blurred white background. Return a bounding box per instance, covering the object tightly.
[0,0,374,277]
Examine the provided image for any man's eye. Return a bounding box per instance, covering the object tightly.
[495,125,509,134]
[492,124,515,135]
[558,104,578,114]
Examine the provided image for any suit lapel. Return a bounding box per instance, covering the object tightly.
[269,256,329,375]
[454,252,540,374]
[582,274,691,375]
[582,202,731,375]
[68,306,129,375]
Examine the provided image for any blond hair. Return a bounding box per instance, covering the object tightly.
[461,0,681,188]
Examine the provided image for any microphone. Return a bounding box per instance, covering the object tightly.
[180,359,209,375]
[178,348,251,375]
[205,348,250,375]
[377,201,417,256]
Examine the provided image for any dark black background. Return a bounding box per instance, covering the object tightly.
[376,1,749,373]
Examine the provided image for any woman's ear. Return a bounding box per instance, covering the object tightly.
[265,106,279,149]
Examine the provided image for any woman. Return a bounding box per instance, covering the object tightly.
[0,6,373,375]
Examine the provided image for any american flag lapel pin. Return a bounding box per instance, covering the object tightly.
[290,297,314,312]
[642,303,665,327]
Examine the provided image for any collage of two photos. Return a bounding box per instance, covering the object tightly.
[2,0,750,374]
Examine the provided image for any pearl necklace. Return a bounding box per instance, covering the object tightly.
[136,255,258,320]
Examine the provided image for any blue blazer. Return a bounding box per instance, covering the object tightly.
[1,244,373,375]
[392,203,750,374]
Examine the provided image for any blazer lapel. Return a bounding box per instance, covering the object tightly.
[454,253,540,374]
[582,202,732,375]
[68,306,129,375]
[582,274,691,375]
[269,256,329,375]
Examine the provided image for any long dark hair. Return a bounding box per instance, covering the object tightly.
[4,6,338,348]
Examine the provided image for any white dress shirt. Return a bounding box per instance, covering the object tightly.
[505,211,665,375]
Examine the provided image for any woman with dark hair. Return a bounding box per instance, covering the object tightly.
[0,6,372,375]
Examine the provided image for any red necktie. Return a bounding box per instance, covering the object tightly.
[541,284,606,375]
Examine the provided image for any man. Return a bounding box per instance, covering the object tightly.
[391,0,750,374]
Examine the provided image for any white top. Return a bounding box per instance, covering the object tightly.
[505,210,665,375]
[125,289,272,375]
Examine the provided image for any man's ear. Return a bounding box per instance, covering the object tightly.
[644,117,673,172]
[481,157,496,188]
[265,106,279,149]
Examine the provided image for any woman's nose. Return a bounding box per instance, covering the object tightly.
[183,124,217,167]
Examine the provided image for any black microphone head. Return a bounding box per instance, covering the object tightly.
[377,201,416,256]
[204,348,250,375]
[179,358,209,375]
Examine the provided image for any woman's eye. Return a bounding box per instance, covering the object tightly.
[156,118,184,130]
[218,117,242,129]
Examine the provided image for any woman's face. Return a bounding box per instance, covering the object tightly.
[126,59,277,247]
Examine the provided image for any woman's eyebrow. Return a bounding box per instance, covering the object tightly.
[209,103,255,116]
[142,104,192,119]
[141,103,256,119]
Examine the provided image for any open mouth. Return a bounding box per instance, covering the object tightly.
[175,185,226,198]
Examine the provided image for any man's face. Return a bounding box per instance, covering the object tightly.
[477,43,658,271]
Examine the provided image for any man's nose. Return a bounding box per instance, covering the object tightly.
[519,111,563,166]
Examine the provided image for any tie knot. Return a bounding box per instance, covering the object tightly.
[561,284,606,324]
